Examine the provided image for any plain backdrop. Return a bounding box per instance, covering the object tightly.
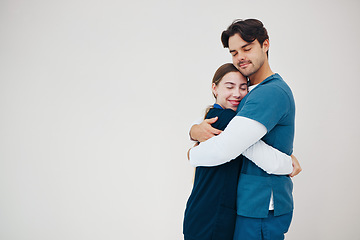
[1,0,360,239]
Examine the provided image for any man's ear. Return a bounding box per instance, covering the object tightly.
[262,39,270,53]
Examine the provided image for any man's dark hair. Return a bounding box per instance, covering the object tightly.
[221,19,269,56]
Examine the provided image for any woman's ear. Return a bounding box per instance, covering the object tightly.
[212,83,217,97]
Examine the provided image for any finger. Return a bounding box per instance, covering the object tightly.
[204,133,215,140]
[206,125,221,135]
[211,128,222,135]
[290,167,297,177]
[290,167,302,177]
[205,117,218,124]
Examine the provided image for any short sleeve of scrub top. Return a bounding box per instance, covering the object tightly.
[237,85,291,132]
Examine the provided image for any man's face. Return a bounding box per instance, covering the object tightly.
[228,34,269,77]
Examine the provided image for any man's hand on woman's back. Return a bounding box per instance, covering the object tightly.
[189,117,222,142]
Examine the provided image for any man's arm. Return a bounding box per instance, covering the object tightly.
[188,116,302,177]
[242,140,293,174]
[189,116,266,167]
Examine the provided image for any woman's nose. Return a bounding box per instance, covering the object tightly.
[233,89,241,98]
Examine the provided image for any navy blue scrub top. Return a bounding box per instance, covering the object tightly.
[183,104,243,240]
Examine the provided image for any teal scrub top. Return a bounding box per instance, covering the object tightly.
[236,73,295,218]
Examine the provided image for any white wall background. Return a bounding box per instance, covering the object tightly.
[1,0,360,239]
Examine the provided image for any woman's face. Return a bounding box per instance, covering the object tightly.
[212,71,248,111]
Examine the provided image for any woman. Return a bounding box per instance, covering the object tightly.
[183,63,295,240]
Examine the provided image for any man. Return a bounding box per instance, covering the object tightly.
[189,19,301,240]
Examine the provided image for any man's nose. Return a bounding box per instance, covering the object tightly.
[235,53,245,62]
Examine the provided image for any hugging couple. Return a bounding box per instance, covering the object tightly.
[183,19,302,240]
